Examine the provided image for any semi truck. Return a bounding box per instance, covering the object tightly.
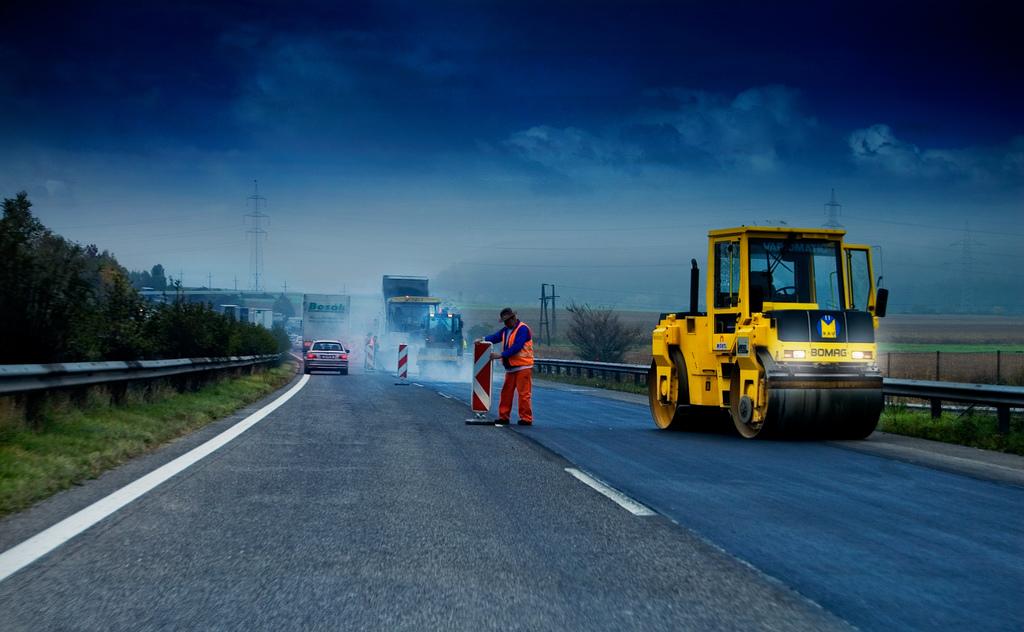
[302,293,352,351]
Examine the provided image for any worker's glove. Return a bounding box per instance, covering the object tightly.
[490,351,501,360]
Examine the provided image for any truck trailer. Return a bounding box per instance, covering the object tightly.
[302,293,352,351]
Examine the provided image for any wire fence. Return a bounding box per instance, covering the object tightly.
[881,351,1024,385]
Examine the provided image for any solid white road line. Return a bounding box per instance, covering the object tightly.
[0,374,311,584]
[565,468,656,516]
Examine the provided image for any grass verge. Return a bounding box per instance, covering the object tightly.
[879,406,1024,456]
[0,364,295,518]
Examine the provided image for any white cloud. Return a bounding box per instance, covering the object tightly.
[849,124,1024,183]
[504,126,630,168]
[504,85,817,174]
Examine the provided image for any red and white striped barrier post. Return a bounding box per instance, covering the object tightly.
[465,341,494,424]
[394,343,409,385]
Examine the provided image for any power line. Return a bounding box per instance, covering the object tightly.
[823,189,843,228]
[843,214,1024,238]
[244,180,269,292]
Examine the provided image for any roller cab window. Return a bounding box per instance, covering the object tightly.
[714,241,741,309]
[843,244,876,313]
[748,238,845,310]
[713,239,741,334]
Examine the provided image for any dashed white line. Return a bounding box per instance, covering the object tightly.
[437,391,454,400]
[565,468,656,516]
[0,374,312,584]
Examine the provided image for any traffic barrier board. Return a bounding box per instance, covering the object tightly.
[395,343,409,385]
[471,340,492,413]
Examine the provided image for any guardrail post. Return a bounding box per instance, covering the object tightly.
[997,407,1010,435]
[930,399,942,419]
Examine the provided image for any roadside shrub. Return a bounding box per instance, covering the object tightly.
[565,302,643,363]
[0,191,281,363]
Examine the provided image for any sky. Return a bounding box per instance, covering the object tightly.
[1,1,1022,312]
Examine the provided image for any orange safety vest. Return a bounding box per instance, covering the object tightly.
[503,321,534,368]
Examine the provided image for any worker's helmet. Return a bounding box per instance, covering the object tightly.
[499,307,516,322]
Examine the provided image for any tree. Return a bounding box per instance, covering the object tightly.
[0,192,96,363]
[150,264,167,290]
[0,191,285,363]
[564,302,643,363]
[128,263,167,290]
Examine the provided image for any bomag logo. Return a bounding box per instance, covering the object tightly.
[811,348,847,358]
[308,302,346,313]
[818,315,838,339]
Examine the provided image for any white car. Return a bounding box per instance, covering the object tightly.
[304,340,349,375]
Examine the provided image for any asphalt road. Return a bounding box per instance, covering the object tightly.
[429,376,1024,632]
[0,370,848,631]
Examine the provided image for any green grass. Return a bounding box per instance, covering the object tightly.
[0,365,295,518]
[879,406,1024,455]
[534,372,647,395]
[878,343,1024,353]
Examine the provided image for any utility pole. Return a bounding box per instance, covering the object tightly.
[824,189,843,228]
[245,180,269,292]
[551,284,557,342]
[207,272,213,289]
[539,283,559,345]
[539,284,549,345]
[233,276,238,291]
[282,281,288,293]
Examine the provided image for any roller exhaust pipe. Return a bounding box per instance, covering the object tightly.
[690,259,699,313]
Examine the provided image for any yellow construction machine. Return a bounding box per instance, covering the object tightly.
[650,226,889,439]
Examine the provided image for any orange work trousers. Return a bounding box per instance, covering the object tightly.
[498,368,533,422]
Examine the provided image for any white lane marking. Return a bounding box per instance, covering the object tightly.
[411,382,424,388]
[437,391,454,400]
[565,468,656,516]
[0,374,311,584]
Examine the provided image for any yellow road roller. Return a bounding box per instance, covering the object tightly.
[650,226,889,439]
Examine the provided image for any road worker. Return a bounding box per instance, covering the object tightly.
[480,307,534,425]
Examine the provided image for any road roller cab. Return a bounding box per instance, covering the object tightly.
[650,226,889,439]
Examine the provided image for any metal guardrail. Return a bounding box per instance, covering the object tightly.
[883,379,1024,433]
[534,358,648,384]
[0,355,281,395]
[534,358,1024,433]
[532,356,643,381]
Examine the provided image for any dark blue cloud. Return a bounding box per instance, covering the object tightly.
[0,0,1021,192]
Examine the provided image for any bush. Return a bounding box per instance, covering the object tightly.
[565,302,643,363]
